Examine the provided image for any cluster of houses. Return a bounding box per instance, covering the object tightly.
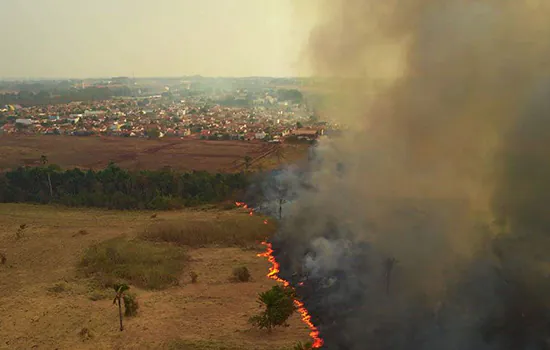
[0,98,326,142]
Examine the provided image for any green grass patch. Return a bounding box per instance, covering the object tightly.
[79,237,187,290]
[141,214,276,248]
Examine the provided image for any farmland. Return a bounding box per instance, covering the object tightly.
[0,135,309,172]
[0,204,310,349]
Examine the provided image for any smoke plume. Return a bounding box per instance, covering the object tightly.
[266,1,550,349]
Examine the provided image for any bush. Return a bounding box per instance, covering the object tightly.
[189,271,198,284]
[232,266,251,282]
[47,282,69,294]
[73,229,90,237]
[79,237,187,290]
[249,285,297,332]
[141,215,275,248]
[88,289,111,301]
[292,342,313,350]
[123,293,139,317]
[0,252,6,265]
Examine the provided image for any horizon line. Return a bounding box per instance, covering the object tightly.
[0,74,315,82]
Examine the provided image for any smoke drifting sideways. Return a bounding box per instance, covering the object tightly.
[253,1,550,349]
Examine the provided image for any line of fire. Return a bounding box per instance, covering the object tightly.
[235,201,324,348]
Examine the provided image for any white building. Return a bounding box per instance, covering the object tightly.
[15,119,33,126]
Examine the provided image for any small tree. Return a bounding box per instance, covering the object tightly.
[113,283,130,331]
[249,285,297,332]
[384,257,398,295]
[243,155,252,171]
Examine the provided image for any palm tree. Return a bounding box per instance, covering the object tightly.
[277,188,287,220]
[40,155,53,198]
[384,257,398,295]
[243,155,252,171]
[275,145,285,166]
[113,283,130,331]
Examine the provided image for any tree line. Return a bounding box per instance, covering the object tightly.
[0,163,248,210]
[0,86,134,107]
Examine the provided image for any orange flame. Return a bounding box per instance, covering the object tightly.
[258,242,324,348]
[235,202,323,346]
[236,202,268,224]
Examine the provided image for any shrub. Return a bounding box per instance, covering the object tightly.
[232,266,251,282]
[88,289,111,301]
[0,252,6,265]
[78,327,93,341]
[189,271,198,284]
[141,215,275,248]
[73,229,90,237]
[47,282,69,294]
[292,342,313,350]
[249,285,297,332]
[123,293,139,317]
[16,224,26,239]
[79,237,187,290]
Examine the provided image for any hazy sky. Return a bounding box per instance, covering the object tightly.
[0,0,315,78]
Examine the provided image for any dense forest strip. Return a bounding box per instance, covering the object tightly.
[0,163,249,210]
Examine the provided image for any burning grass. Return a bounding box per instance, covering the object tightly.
[140,214,276,248]
[258,242,324,348]
[79,237,187,290]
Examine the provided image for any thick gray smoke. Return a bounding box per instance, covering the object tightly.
[261,1,550,349]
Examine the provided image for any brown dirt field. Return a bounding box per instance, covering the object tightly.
[0,135,308,172]
[0,204,310,350]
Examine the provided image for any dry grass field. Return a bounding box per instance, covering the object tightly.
[0,204,310,350]
[0,135,309,172]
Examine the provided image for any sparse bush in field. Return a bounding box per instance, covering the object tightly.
[292,341,313,350]
[141,216,275,248]
[78,327,93,341]
[249,285,297,332]
[16,224,26,239]
[73,229,90,237]
[189,271,198,284]
[123,293,139,317]
[79,237,187,290]
[0,252,6,265]
[47,282,69,294]
[232,266,251,282]
[88,289,111,301]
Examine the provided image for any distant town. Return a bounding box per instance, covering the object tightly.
[0,76,338,142]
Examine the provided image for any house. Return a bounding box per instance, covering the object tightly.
[292,128,319,138]
[15,119,33,126]
[84,110,105,117]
